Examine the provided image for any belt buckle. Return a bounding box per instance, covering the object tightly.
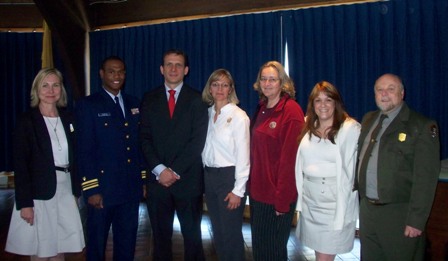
[368,199,378,204]
[55,166,70,173]
[367,198,385,205]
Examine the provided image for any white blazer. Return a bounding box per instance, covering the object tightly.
[295,117,361,230]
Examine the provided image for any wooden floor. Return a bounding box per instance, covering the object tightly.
[0,189,360,261]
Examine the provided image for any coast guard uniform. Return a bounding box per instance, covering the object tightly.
[76,88,145,261]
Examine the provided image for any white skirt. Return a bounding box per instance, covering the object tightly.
[297,175,355,254]
[5,171,85,258]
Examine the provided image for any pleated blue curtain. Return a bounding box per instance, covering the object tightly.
[89,12,282,116]
[282,0,448,157]
[0,33,43,171]
[2,0,447,171]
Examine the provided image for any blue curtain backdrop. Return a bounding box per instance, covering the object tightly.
[89,12,282,116]
[283,0,447,158]
[0,32,71,171]
[284,0,448,120]
[1,0,447,171]
[0,33,43,171]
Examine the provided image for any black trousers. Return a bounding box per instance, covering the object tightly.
[86,200,139,261]
[204,166,246,261]
[146,182,205,261]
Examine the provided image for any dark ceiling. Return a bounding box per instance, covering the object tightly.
[0,0,373,31]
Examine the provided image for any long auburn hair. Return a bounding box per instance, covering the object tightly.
[298,81,348,144]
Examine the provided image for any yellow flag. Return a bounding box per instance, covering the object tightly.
[41,20,53,68]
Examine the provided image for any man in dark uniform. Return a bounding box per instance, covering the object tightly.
[356,73,440,261]
[140,49,208,261]
[76,56,145,261]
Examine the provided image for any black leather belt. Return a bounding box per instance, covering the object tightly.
[55,166,70,173]
[366,197,387,206]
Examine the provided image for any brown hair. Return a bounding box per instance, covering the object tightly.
[298,81,348,144]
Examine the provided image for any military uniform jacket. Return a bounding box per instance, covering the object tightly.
[357,102,440,230]
[76,89,144,207]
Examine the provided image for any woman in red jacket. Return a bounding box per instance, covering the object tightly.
[249,61,305,260]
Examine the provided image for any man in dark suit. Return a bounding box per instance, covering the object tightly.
[140,49,208,261]
[76,56,145,261]
[356,73,440,261]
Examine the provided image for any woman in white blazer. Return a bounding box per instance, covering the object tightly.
[295,81,360,261]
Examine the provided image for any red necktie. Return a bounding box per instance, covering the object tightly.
[168,90,176,118]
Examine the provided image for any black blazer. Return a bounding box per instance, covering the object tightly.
[13,107,79,210]
[140,85,208,197]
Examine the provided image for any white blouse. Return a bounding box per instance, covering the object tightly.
[202,103,250,197]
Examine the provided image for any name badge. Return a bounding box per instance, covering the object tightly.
[98,112,111,117]
[131,108,140,115]
[398,133,406,142]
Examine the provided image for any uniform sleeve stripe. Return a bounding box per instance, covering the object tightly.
[82,184,99,191]
[82,179,99,186]
[82,179,99,191]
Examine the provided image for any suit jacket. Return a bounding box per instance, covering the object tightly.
[76,89,144,207]
[357,102,440,230]
[140,84,208,197]
[13,107,78,210]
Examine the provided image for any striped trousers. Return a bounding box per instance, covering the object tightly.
[249,198,296,261]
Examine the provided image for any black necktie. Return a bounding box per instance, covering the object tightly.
[114,96,124,119]
[356,114,388,191]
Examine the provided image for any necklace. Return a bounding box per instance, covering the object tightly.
[45,116,62,151]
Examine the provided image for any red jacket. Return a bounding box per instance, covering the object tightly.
[249,95,305,213]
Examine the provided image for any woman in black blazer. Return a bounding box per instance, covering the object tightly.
[5,68,85,260]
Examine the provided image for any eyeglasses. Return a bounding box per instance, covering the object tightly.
[211,82,231,89]
[260,77,279,84]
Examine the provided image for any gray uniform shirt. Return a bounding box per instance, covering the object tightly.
[359,103,402,199]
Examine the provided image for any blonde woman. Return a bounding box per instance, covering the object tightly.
[202,69,250,261]
[6,68,85,261]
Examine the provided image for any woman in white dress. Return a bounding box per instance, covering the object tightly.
[295,81,360,261]
[5,68,85,261]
